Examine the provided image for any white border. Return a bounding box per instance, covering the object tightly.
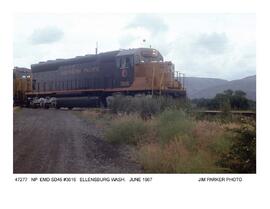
[1,0,269,209]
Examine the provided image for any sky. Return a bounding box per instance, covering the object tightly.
[13,13,256,80]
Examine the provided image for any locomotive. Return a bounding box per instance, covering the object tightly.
[14,48,186,108]
[13,67,32,106]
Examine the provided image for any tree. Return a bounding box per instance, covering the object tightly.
[224,89,233,96]
[214,92,231,112]
[231,90,249,110]
[234,90,246,97]
[192,89,253,111]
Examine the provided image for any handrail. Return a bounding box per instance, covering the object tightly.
[159,70,165,95]
[151,64,156,95]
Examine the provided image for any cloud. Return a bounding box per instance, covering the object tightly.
[14,14,255,80]
[194,32,228,54]
[30,26,64,45]
[119,14,170,55]
[168,33,255,79]
[125,14,168,35]
[118,35,138,47]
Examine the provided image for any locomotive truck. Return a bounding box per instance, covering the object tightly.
[14,48,186,108]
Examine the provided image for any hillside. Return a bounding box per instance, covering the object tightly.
[185,75,256,100]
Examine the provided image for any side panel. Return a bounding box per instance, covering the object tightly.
[32,59,115,93]
[32,54,136,94]
[99,55,117,89]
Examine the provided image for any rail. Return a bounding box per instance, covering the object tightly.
[194,110,256,117]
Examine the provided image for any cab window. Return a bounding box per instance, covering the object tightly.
[120,57,126,68]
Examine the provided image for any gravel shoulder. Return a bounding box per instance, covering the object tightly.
[13,108,141,173]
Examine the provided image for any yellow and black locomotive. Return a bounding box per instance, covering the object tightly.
[14,48,186,108]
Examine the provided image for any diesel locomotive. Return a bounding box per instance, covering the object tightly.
[14,48,186,108]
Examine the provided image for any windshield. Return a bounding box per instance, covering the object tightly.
[140,49,163,63]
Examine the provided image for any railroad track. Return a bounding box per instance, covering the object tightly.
[195,110,256,116]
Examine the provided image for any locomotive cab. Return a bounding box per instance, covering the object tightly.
[116,55,134,87]
[116,48,165,88]
[124,48,185,96]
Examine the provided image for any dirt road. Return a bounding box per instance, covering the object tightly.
[13,108,141,173]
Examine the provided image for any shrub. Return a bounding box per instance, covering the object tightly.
[105,115,148,145]
[133,96,161,119]
[107,95,131,114]
[217,122,256,173]
[107,95,161,118]
[156,97,191,113]
[107,95,190,118]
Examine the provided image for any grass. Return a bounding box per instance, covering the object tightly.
[78,108,114,129]
[105,114,149,145]
[13,106,21,113]
[103,109,237,173]
[137,116,233,173]
[156,110,194,144]
[80,99,256,173]
[137,140,225,173]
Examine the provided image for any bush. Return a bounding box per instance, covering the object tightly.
[105,115,148,145]
[107,95,131,114]
[107,95,160,118]
[133,96,161,119]
[107,95,190,119]
[217,122,256,173]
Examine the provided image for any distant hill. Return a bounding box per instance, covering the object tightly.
[185,75,256,100]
